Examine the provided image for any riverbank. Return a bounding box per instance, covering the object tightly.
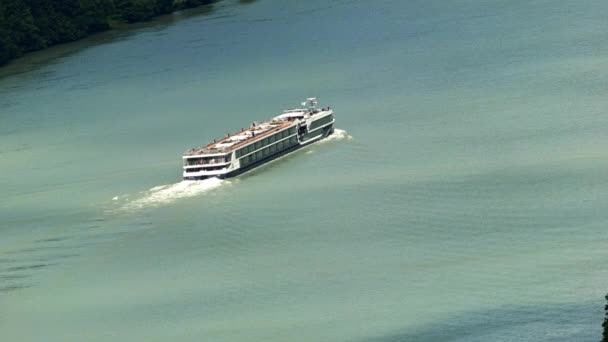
[0,0,220,66]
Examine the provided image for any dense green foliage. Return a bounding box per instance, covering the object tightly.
[0,0,215,66]
[604,294,608,342]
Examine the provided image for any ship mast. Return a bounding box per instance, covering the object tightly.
[306,97,318,109]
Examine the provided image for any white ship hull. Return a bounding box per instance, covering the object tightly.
[182,98,335,180]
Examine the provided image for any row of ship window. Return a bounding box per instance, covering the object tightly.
[185,155,231,166]
[309,114,333,131]
[240,137,298,166]
[235,127,297,158]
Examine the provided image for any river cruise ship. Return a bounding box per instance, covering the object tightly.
[182,98,335,180]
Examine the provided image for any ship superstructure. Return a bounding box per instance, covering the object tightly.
[182,98,335,180]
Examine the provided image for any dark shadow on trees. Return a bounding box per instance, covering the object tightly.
[0,1,221,79]
[0,0,222,68]
[602,294,608,342]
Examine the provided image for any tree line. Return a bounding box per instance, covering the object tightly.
[0,0,216,66]
[604,293,608,342]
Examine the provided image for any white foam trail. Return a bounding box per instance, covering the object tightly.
[114,129,349,212]
[319,128,353,144]
[120,178,225,211]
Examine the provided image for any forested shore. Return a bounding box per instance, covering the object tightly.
[0,0,218,66]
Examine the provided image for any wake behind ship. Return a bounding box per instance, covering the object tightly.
[182,98,335,180]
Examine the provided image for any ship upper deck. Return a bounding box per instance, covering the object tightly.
[183,119,296,157]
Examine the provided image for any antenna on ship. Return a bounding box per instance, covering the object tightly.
[307,97,318,108]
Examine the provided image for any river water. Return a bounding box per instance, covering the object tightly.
[1,0,608,341]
